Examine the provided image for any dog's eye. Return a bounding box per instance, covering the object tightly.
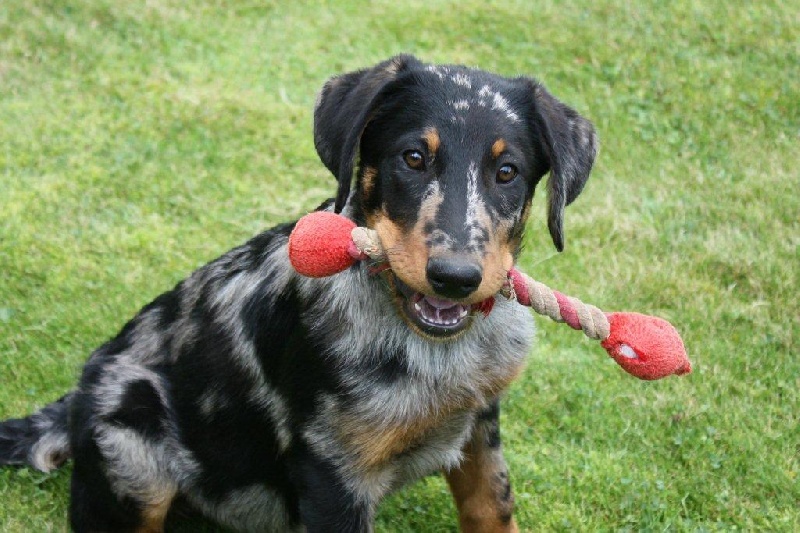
[403,150,425,170]
[496,164,518,183]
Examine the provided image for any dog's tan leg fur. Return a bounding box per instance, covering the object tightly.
[134,490,176,533]
[445,406,518,533]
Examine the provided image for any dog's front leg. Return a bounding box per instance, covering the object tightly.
[445,400,518,533]
[290,446,374,533]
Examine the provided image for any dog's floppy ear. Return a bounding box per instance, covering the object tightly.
[529,82,598,251]
[314,54,422,212]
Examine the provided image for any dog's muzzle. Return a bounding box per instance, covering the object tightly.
[392,275,474,339]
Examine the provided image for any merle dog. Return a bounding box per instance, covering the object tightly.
[0,55,597,532]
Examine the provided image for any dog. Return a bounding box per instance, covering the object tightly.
[0,55,597,532]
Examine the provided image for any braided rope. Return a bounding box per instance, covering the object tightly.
[349,227,610,341]
[351,227,385,262]
[509,269,609,340]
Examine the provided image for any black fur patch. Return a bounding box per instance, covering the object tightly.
[69,390,145,532]
[478,401,502,449]
[107,379,166,439]
[288,445,371,532]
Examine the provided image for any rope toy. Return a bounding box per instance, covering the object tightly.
[288,211,691,381]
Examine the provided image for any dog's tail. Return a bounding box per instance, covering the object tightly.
[0,393,73,472]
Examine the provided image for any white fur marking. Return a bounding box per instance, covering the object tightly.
[465,161,491,249]
[30,432,70,473]
[425,65,448,79]
[491,92,520,122]
[452,73,472,88]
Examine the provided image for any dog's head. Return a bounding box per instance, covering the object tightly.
[314,55,597,339]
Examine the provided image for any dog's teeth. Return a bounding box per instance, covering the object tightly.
[412,298,469,328]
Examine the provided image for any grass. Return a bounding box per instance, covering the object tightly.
[1,0,797,531]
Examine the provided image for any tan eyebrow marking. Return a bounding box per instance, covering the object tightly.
[491,138,507,159]
[423,127,440,156]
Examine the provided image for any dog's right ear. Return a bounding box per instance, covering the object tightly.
[314,54,422,213]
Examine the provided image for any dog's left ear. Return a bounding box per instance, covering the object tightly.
[528,82,598,251]
[314,55,422,212]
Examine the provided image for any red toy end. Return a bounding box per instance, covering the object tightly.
[600,312,691,380]
[288,211,358,277]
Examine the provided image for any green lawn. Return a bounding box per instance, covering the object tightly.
[1,1,797,531]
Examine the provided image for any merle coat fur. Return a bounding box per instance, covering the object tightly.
[0,55,597,532]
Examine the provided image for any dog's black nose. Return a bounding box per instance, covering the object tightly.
[426,257,483,299]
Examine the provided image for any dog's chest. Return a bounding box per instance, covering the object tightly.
[295,264,535,492]
[321,375,480,467]
[304,299,534,483]
[304,385,478,499]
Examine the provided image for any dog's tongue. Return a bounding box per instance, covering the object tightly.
[414,294,470,327]
[423,295,459,309]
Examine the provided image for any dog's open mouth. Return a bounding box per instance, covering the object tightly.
[392,276,473,339]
